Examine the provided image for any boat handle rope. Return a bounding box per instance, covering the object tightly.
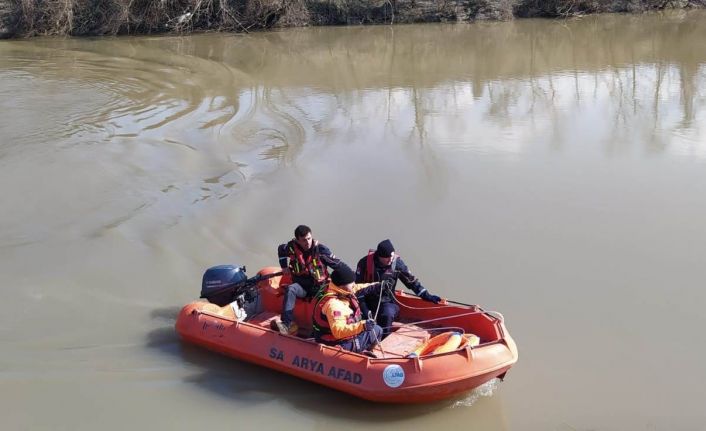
[388,325,466,335]
[196,308,491,359]
[389,311,482,328]
[387,308,507,342]
[390,293,504,324]
[391,290,469,310]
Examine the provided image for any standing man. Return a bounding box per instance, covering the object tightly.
[273,225,341,335]
[312,264,383,353]
[355,239,443,338]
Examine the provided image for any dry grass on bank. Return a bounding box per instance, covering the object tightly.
[5,0,307,36]
[1,0,704,38]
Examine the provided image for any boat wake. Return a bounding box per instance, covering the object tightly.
[451,378,501,408]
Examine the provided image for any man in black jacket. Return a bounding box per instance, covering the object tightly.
[272,225,341,335]
[355,239,442,338]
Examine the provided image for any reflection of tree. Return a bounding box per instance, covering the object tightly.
[193,11,704,160]
[3,12,705,247]
[679,61,698,129]
[5,11,703,165]
[407,86,450,202]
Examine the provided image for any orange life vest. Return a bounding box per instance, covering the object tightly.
[313,291,362,343]
[287,239,329,283]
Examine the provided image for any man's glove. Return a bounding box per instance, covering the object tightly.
[364,319,377,331]
[421,291,442,304]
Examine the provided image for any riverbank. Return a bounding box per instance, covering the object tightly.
[0,0,704,38]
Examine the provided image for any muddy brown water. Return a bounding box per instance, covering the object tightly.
[1,10,705,431]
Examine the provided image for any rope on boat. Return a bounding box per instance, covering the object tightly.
[391,292,459,310]
[388,291,504,324]
[388,325,466,335]
[388,312,476,332]
[372,259,399,320]
[390,309,502,332]
[368,277,498,334]
[367,309,386,359]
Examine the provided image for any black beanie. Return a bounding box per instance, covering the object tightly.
[376,239,395,258]
[331,264,356,286]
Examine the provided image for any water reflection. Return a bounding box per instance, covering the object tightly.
[0,12,704,246]
[2,12,703,159]
[1,10,706,431]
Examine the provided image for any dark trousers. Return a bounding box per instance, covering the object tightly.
[281,282,307,325]
[376,302,400,339]
[338,326,383,353]
[360,297,400,339]
[282,279,324,325]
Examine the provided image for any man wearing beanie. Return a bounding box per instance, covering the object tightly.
[355,239,443,338]
[312,264,383,353]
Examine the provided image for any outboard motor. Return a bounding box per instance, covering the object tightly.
[200,264,249,306]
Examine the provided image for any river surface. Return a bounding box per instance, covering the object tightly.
[1,10,705,431]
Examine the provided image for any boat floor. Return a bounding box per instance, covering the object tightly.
[248,311,430,358]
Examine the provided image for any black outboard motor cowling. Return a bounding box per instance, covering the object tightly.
[201,265,248,306]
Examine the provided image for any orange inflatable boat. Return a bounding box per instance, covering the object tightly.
[175,267,518,403]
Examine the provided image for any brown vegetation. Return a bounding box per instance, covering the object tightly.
[0,0,704,38]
